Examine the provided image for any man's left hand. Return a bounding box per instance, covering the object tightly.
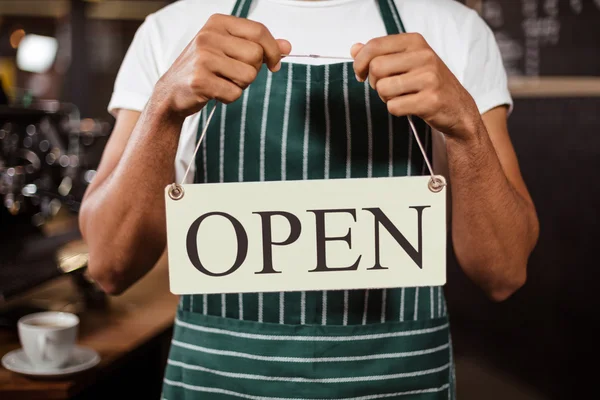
[352,34,480,141]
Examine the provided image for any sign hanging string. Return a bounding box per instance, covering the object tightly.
[169,62,446,200]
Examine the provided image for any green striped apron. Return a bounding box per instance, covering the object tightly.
[162,1,456,398]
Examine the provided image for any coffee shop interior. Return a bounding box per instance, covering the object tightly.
[0,0,598,399]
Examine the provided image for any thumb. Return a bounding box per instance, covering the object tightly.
[277,39,292,56]
[350,42,365,59]
[272,39,292,72]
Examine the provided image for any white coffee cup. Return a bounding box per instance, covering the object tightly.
[18,311,79,370]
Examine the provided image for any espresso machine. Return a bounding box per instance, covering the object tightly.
[0,101,110,325]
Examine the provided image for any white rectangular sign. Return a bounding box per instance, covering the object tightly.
[165,176,446,295]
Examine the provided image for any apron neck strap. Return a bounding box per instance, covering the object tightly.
[376,0,407,34]
[231,0,253,18]
[230,0,407,35]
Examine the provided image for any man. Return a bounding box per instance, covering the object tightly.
[79,0,539,398]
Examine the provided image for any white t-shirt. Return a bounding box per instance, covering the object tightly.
[108,0,513,183]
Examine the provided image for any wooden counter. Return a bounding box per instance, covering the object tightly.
[0,253,179,399]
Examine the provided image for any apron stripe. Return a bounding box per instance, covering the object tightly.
[343,290,349,326]
[322,291,328,325]
[382,112,394,323]
[299,65,311,325]
[257,71,273,325]
[380,289,387,323]
[324,64,331,179]
[407,119,413,176]
[300,291,306,325]
[279,292,284,323]
[430,287,434,319]
[437,287,442,317]
[202,106,208,184]
[342,63,352,324]
[163,378,450,400]
[260,72,273,182]
[171,340,450,362]
[221,294,226,318]
[364,81,374,178]
[303,65,311,180]
[233,0,249,18]
[388,113,393,177]
[399,288,405,321]
[343,63,352,179]
[281,64,293,180]
[175,318,449,341]
[362,289,370,325]
[385,0,404,33]
[238,88,250,182]
[167,358,449,382]
[414,288,419,321]
[219,104,227,182]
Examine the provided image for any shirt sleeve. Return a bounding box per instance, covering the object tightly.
[461,10,513,116]
[107,15,161,116]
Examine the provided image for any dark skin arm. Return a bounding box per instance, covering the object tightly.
[352,34,539,301]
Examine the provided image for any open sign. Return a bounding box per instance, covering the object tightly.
[165,176,446,294]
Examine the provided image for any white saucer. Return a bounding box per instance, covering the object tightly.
[1,346,100,378]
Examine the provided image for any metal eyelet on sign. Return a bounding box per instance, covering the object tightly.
[428,175,446,193]
[168,183,185,201]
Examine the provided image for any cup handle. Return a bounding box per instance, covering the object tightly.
[37,334,48,361]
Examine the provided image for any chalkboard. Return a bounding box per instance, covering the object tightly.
[478,0,600,76]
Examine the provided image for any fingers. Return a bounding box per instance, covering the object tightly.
[386,93,422,117]
[386,91,441,120]
[368,50,434,89]
[375,71,429,102]
[201,75,244,104]
[217,34,266,70]
[177,14,291,111]
[350,33,442,122]
[205,54,259,89]
[353,33,426,81]
[218,15,284,71]
[196,32,291,74]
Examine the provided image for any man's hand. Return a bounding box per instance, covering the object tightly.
[351,33,479,142]
[156,14,291,118]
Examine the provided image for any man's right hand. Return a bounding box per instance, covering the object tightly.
[156,14,291,118]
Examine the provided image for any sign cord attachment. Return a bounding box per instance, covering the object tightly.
[407,115,446,193]
[168,102,218,200]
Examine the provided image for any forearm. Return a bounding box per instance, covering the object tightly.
[446,118,538,301]
[80,94,185,294]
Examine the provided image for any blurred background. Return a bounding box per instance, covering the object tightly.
[0,0,598,399]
